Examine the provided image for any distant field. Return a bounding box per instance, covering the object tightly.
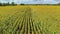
[0,6,60,34]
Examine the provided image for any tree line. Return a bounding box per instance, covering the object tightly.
[0,2,17,6]
[0,2,60,6]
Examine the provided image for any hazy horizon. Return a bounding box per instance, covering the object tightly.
[0,0,60,4]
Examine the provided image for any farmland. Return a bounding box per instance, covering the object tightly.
[0,6,60,34]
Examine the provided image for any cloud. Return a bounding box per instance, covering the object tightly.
[54,0,60,1]
[43,0,58,4]
[22,0,58,4]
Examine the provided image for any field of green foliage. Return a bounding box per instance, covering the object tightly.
[0,6,60,34]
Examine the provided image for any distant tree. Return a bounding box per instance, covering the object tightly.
[11,2,15,5]
[0,3,2,6]
[0,2,17,6]
[11,2,17,6]
[7,2,10,5]
[20,3,24,5]
[57,2,60,5]
[58,3,60,4]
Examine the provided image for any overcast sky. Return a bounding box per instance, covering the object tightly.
[0,0,60,4]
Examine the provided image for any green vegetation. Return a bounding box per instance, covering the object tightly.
[0,6,60,34]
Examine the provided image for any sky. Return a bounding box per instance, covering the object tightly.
[0,0,60,4]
